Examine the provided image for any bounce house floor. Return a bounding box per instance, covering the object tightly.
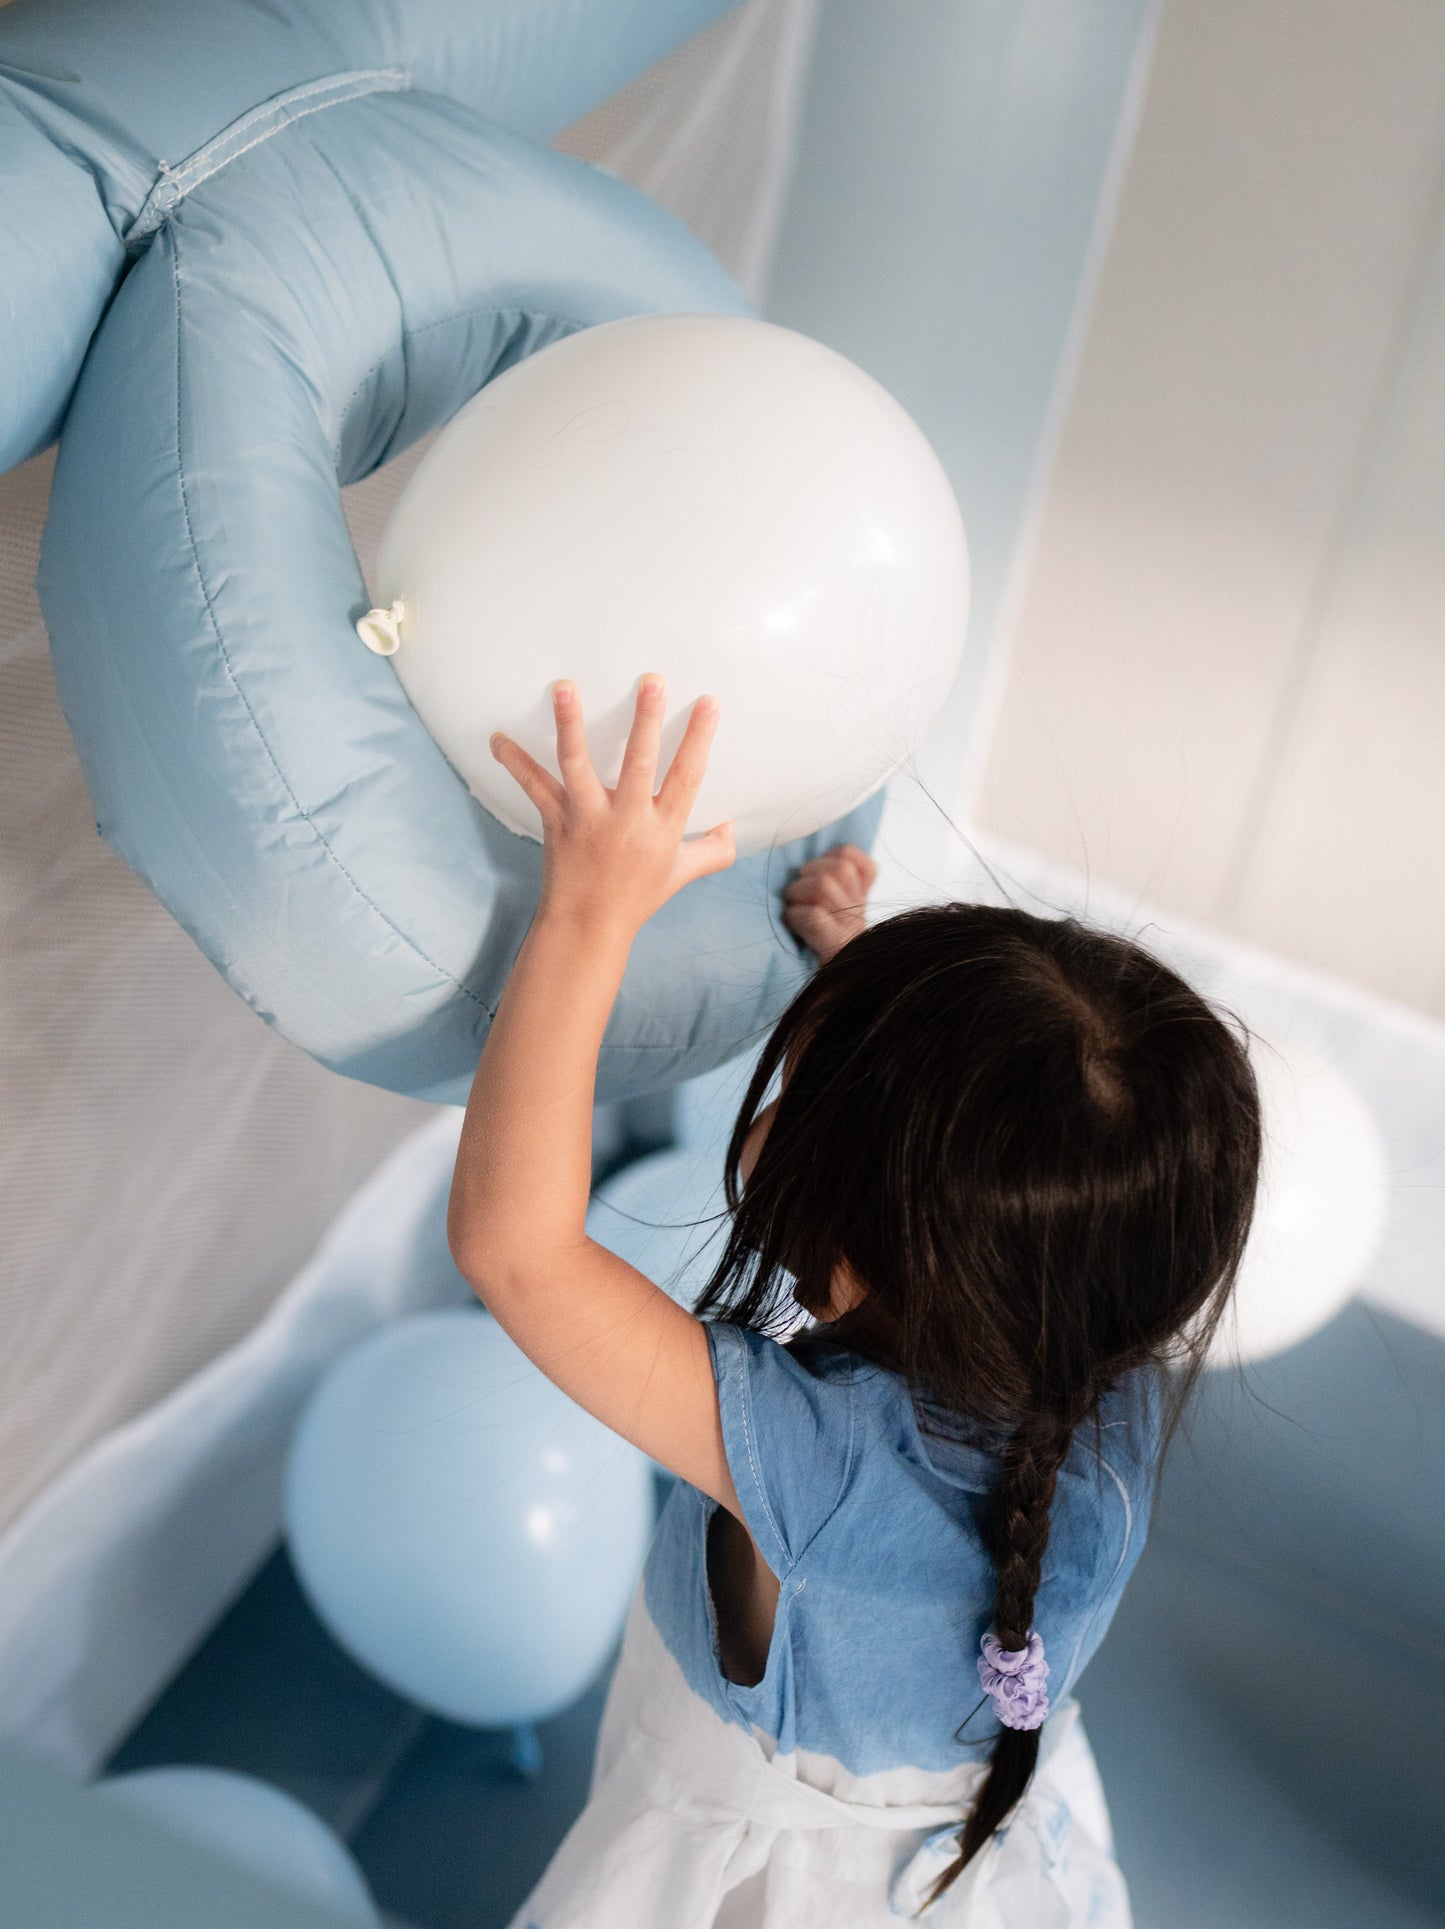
[107,1538,618,1929]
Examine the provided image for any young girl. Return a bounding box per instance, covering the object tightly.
[447,676,1261,1927]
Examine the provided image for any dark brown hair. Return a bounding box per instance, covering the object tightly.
[694,903,1261,1896]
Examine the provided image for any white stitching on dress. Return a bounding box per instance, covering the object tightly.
[1066,1452,1133,1684]
[736,1339,790,1571]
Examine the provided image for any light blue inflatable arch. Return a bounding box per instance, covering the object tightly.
[3,2,884,1104]
[0,0,739,473]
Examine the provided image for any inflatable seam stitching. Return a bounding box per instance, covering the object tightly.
[126,67,411,249]
[331,305,577,472]
[305,131,415,462]
[170,68,409,194]
[166,241,490,1017]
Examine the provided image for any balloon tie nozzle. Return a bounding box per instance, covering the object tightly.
[356,599,406,656]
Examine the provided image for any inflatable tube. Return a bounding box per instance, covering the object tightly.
[0,0,738,473]
[36,71,882,1105]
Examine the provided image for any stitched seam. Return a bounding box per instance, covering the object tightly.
[1065,1452,1134,1684]
[790,1361,856,1564]
[127,69,408,246]
[1101,1454,1134,1575]
[177,71,397,178]
[167,70,408,199]
[737,1341,790,1572]
[331,304,577,470]
[161,70,405,197]
[167,243,489,1011]
[307,134,414,465]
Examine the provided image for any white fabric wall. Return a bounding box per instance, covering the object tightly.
[556,0,820,307]
[976,0,1445,1018]
[0,1114,472,1774]
[0,446,437,1537]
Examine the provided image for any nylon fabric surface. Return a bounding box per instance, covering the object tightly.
[0,0,821,1533]
[20,0,872,1105]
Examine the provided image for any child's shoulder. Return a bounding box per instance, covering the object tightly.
[704,1321,862,1572]
[708,1319,876,1400]
[1056,1366,1165,1572]
[1091,1362,1167,1472]
[704,1322,964,1568]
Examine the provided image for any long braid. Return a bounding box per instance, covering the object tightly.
[992,1419,1070,1648]
[927,1398,1090,1906]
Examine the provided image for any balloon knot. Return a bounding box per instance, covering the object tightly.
[356,599,406,656]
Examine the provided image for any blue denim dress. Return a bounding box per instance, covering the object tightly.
[512,1326,1159,1927]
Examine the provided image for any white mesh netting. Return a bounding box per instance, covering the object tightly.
[554,0,818,305]
[0,448,437,1536]
[0,0,819,1538]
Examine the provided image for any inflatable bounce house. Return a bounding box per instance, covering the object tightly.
[7,0,889,1107]
[0,3,1440,1926]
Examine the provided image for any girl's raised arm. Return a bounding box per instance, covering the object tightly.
[447,676,743,1515]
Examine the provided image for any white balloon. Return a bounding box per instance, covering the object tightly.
[100,1768,379,1924]
[1212,1038,1389,1366]
[360,314,969,856]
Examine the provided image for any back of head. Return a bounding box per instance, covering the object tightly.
[697,902,1261,1894]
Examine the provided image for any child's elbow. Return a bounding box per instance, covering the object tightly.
[446,1209,522,1308]
[445,1201,490,1301]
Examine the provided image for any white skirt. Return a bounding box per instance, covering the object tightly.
[509,1595,1133,1929]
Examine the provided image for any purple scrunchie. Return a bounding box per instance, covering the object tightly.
[977,1630,1051,1731]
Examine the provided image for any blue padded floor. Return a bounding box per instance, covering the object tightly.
[106,1539,616,1929]
[1082,1304,1445,1929]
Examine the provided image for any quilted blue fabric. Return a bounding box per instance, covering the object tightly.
[3,1,885,1103]
[0,0,737,472]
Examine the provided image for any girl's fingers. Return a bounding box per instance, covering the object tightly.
[676,819,736,886]
[616,674,667,803]
[782,901,827,936]
[784,872,859,910]
[491,732,566,819]
[551,681,607,807]
[657,694,721,817]
[837,843,878,884]
[792,845,876,887]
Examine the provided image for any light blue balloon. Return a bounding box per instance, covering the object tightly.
[584,1044,773,1322]
[674,1042,770,1157]
[100,1767,379,1925]
[586,1146,737,1310]
[284,1311,653,1726]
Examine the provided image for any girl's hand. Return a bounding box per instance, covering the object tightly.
[490,675,735,939]
[782,843,877,964]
